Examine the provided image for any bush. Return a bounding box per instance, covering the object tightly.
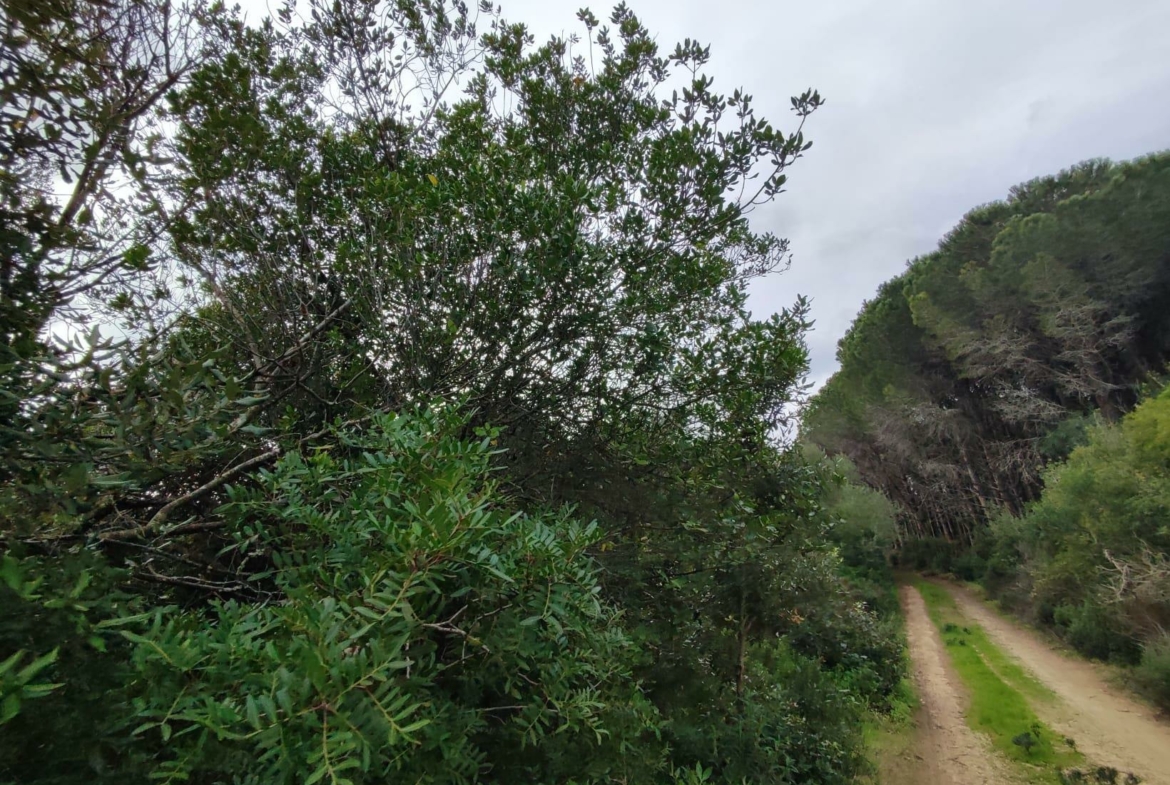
[665,642,868,785]
[2,413,661,784]
[895,538,959,574]
[123,413,652,784]
[961,386,1170,670]
[1134,633,1170,711]
[978,513,1028,607]
[1052,601,1140,665]
[952,551,988,582]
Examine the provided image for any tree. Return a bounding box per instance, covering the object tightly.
[2,2,901,783]
[805,153,1170,543]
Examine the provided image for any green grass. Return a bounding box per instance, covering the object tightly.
[859,676,919,785]
[914,581,1082,780]
[959,614,1055,705]
[954,583,1066,704]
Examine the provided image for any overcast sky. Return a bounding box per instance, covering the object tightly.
[489,0,1170,388]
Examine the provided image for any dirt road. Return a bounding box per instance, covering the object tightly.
[942,582,1170,785]
[899,585,1020,785]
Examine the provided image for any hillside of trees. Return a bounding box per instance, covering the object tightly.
[0,1,905,783]
[804,152,1170,710]
[804,153,1170,541]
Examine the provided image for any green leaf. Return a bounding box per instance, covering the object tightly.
[0,694,20,724]
[97,612,155,629]
[245,695,262,730]
[0,556,25,594]
[21,683,63,699]
[0,650,24,676]
[400,718,431,735]
[16,647,58,682]
[234,396,269,407]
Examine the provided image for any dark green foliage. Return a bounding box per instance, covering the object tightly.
[0,553,142,783]
[951,551,987,583]
[1053,603,1140,664]
[666,643,867,785]
[0,0,900,782]
[121,412,649,783]
[1039,413,1096,461]
[894,538,960,575]
[804,153,1170,543]
[1133,634,1170,711]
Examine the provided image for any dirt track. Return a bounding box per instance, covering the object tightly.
[899,585,1020,785]
[942,582,1170,785]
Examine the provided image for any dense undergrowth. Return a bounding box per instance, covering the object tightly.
[0,1,908,783]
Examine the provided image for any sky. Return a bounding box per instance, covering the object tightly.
[484,0,1170,389]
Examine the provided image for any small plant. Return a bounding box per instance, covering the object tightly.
[1123,774,1141,785]
[1094,767,1119,784]
[1012,731,1036,756]
[1064,736,1077,750]
[944,623,959,634]
[1134,633,1170,713]
[1059,769,1086,785]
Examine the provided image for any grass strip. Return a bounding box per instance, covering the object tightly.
[956,583,1059,705]
[860,676,919,785]
[914,581,1082,778]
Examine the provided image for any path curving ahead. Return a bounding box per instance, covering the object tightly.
[899,585,1020,785]
[940,582,1170,785]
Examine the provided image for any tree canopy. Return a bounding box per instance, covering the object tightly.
[804,153,1170,542]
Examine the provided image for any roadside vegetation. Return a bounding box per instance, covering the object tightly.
[857,677,918,785]
[900,390,1170,714]
[976,387,1170,712]
[0,1,910,783]
[806,452,918,783]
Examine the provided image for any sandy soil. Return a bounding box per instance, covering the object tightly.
[899,585,1021,785]
[942,581,1170,785]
